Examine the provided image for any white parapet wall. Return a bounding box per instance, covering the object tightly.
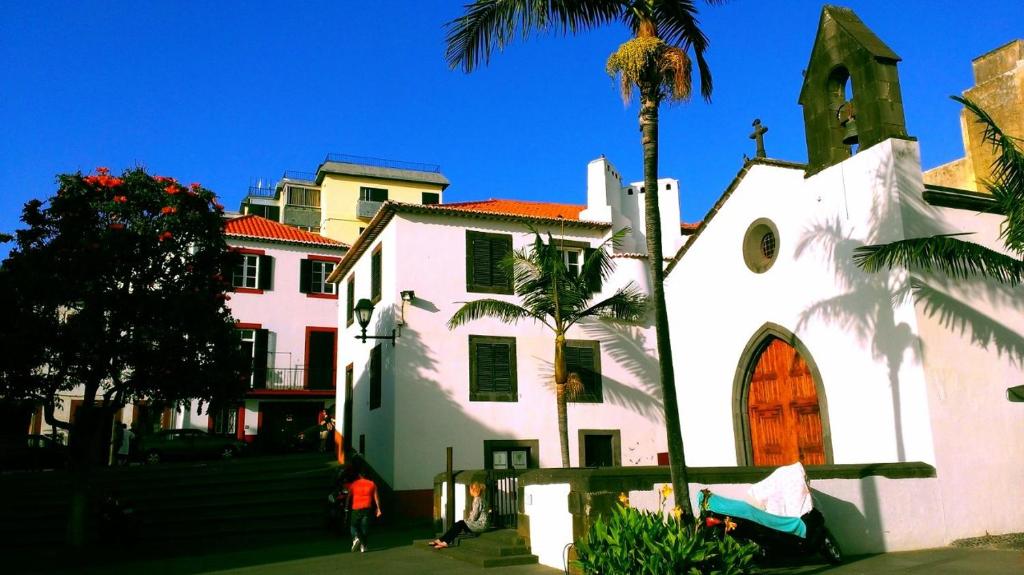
[523,482,574,570]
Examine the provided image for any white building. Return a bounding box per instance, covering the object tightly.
[328,163,689,516]
[175,215,348,450]
[663,7,1024,552]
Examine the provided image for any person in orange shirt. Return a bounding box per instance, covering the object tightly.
[346,463,381,552]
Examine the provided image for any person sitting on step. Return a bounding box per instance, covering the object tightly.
[431,482,489,549]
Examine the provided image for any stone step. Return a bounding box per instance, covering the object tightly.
[413,529,539,568]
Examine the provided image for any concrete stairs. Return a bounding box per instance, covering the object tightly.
[0,452,339,552]
[415,529,539,568]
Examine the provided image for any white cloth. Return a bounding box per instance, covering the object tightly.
[749,461,812,518]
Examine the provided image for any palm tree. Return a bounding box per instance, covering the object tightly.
[446,0,722,518]
[854,97,1024,286]
[448,231,647,468]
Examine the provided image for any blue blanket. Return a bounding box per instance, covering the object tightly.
[698,491,807,538]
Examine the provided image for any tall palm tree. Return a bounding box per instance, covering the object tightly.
[446,0,722,518]
[854,97,1024,286]
[448,231,647,468]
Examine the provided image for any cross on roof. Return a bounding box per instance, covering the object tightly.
[750,119,768,158]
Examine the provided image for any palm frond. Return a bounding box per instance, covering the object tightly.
[955,96,1024,254]
[445,0,623,72]
[568,283,648,326]
[853,234,1024,286]
[447,298,539,329]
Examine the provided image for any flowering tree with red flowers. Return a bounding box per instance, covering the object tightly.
[0,167,245,545]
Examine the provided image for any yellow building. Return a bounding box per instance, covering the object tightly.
[240,154,449,246]
[924,40,1023,191]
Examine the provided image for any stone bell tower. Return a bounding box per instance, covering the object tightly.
[798,6,911,174]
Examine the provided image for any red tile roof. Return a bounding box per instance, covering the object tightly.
[441,199,586,220]
[680,222,701,234]
[224,215,347,247]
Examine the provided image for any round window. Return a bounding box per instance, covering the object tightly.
[742,218,780,273]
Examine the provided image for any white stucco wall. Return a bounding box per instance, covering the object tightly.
[900,192,1024,541]
[666,140,936,468]
[336,211,669,491]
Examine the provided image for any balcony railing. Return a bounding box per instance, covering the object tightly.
[357,199,384,219]
[247,185,277,198]
[325,153,441,174]
[282,170,317,182]
[253,367,336,391]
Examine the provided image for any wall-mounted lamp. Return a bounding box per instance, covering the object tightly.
[400,290,415,302]
[353,298,396,344]
[398,290,415,325]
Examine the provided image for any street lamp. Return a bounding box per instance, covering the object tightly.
[353,298,396,344]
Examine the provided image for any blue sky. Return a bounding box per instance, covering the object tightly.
[1,1,1020,258]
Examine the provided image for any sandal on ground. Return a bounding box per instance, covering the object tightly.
[434,541,449,549]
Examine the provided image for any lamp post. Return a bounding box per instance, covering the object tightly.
[353,298,396,344]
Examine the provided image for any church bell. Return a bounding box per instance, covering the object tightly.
[837,100,859,146]
[842,117,859,146]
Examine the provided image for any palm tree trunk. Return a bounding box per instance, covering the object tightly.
[639,82,694,518]
[554,333,571,467]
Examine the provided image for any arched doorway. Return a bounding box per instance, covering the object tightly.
[734,325,831,467]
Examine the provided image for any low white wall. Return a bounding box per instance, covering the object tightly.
[524,482,573,570]
[524,473,948,570]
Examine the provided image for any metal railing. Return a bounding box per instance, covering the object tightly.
[247,185,277,198]
[259,367,336,391]
[485,470,522,529]
[324,153,441,174]
[282,170,317,182]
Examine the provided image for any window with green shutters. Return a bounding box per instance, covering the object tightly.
[369,344,382,410]
[566,340,602,403]
[466,231,513,294]
[346,274,355,326]
[371,245,382,303]
[469,336,517,402]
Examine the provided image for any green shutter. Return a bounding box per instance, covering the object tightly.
[583,247,602,293]
[299,259,312,293]
[495,235,513,290]
[492,343,512,392]
[258,255,274,291]
[369,344,382,409]
[371,248,382,302]
[346,276,355,326]
[476,344,495,392]
[472,235,492,287]
[466,231,513,293]
[253,329,269,389]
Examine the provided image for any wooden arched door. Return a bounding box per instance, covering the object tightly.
[747,338,825,466]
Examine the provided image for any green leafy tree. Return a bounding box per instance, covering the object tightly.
[446,0,722,516]
[854,97,1024,285]
[0,167,246,545]
[448,231,647,467]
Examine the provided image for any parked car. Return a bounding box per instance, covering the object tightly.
[138,429,246,464]
[0,434,67,472]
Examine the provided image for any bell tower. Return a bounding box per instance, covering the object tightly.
[798,6,911,174]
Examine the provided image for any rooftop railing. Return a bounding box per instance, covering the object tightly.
[247,185,277,198]
[282,170,317,182]
[324,153,441,174]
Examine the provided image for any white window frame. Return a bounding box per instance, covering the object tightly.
[233,254,259,289]
[561,247,583,277]
[238,328,257,387]
[310,260,337,295]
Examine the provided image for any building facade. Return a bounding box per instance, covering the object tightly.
[174,215,348,451]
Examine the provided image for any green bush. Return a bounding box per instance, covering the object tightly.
[573,501,758,574]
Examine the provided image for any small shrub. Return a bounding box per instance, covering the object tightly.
[573,496,758,574]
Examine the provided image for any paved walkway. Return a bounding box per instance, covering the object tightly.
[20,526,1024,575]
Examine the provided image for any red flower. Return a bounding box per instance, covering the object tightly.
[190,182,201,191]
[84,175,99,185]
[154,176,177,184]
[108,223,125,231]
[161,206,177,215]
[113,195,128,204]
[165,184,180,195]
[96,167,110,176]
[106,177,124,188]
[159,231,174,241]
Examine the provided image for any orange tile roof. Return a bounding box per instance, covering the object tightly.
[224,215,347,248]
[680,222,701,234]
[441,199,586,220]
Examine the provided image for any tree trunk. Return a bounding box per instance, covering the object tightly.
[554,334,571,467]
[639,84,693,518]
